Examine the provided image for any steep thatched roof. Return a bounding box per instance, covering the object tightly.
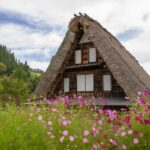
[34,14,150,98]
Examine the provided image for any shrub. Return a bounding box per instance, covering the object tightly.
[0,76,29,103]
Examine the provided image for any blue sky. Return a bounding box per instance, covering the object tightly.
[0,0,150,74]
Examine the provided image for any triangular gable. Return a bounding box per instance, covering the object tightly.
[35,14,150,98]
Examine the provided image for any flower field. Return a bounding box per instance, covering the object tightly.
[0,91,150,150]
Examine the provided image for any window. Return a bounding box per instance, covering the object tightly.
[77,75,85,91]
[75,50,81,64]
[89,48,96,62]
[64,78,69,92]
[86,74,94,91]
[77,74,94,91]
[103,75,112,91]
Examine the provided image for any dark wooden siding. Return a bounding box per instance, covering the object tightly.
[54,42,125,98]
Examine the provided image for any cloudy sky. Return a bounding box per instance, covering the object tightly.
[0,0,150,74]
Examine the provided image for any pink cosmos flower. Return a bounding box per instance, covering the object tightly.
[125,96,130,100]
[128,124,132,128]
[147,105,150,110]
[78,96,83,99]
[112,140,117,145]
[63,130,68,136]
[98,109,103,114]
[122,144,127,149]
[109,139,117,145]
[133,130,139,135]
[128,130,133,134]
[84,130,89,136]
[50,135,55,138]
[143,90,150,98]
[83,138,89,143]
[51,108,58,112]
[62,120,68,126]
[133,138,139,144]
[98,120,103,125]
[101,143,106,149]
[92,127,96,132]
[112,125,118,130]
[48,121,52,125]
[139,98,146,105]
[139,133,144,137]
[69,136,75,141]
[73,94,77,98]
[135,116,141,121]
[121,132,126,137]
[137,91,142,96]
[64,96,69,100]
[38,115,43,121]
[124,116,130,124]
[59,136,64,143]
[121,126,126,130]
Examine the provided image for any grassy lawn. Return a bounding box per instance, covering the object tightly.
[0,92,150,150]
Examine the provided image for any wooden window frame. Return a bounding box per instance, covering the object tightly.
[75,50,82,64]
[77,74,94,92]
[64,78,70,92]
[103,74,112,91]
[89,48,97,63]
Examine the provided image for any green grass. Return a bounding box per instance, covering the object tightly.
[30,71,41,77]
[0,97,150,150]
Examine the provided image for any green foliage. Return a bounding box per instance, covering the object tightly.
[0,44,42,100]
[0,76,29,102]
[11,62,31,81]
[0,45,17,75]
[0,98,150,150]
[0,62,7,75]
[29,75,41,93]
[0,105,49,150]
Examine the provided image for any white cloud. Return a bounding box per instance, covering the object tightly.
[0,0,150,74]
[28,60,49,71]
[0,24,63,49]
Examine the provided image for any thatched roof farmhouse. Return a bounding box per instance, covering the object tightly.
[35,14,150,99]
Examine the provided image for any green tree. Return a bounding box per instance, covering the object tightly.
[0,44,42,94]
[0,76,29,102]
[0,62,7,75]
[29,76,41,93]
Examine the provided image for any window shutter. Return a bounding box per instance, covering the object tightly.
[75,50,81,64]
[64,78,69,92]
[77,75,85,91]
[86,74,94,91]
[89,48,96,62]
[103,75,112,91]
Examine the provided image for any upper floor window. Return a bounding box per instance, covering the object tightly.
[75,50,81,64]
[89,48,96,63]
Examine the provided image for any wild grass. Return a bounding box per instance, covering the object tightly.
[0,91,150,150]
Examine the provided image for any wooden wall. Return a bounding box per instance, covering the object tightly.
[53,42,125,98]
[54,64,125,98]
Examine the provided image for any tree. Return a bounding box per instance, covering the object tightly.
[0,44,42,95]
[0,76,29,102]
[29,76,41,93]
[0,62,7,75]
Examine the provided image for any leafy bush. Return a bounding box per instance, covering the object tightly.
[0,76,29,102]
[0,62,7,75]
